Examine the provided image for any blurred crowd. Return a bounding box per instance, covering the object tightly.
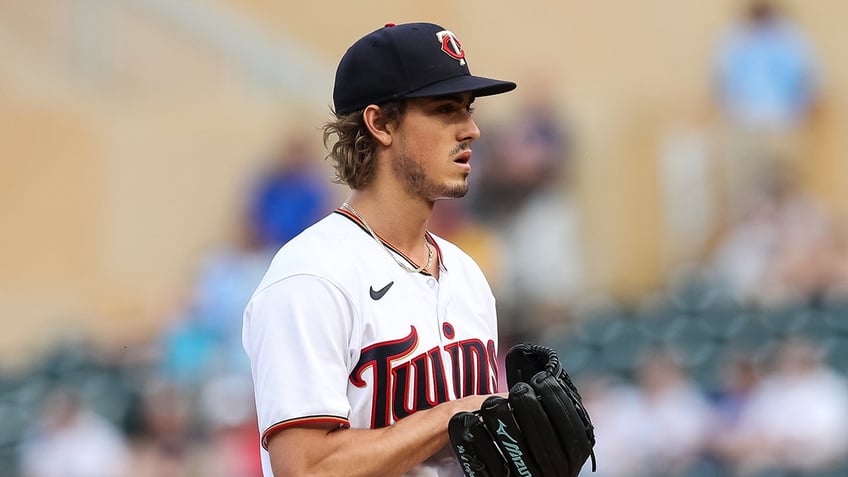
[572,331,848,477]
[4,1,848,476]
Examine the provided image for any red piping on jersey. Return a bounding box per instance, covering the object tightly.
[333,208,446,274]
[261,415,350,449]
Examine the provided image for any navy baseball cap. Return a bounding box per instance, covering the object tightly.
[332,22,517,115]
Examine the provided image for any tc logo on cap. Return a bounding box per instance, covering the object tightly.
[436,30,466,66]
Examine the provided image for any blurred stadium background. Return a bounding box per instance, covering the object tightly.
[2,1,848,476]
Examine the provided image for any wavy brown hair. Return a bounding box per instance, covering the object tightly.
[322,101,406,190]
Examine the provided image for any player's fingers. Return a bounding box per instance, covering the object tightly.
[449,411,507,477]
[478,395,544,477]
[508,381,571,474]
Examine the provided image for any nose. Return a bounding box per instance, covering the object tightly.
[461,115,481,143]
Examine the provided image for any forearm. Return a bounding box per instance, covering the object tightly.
[269,396,487,477]
[307,405,453,476]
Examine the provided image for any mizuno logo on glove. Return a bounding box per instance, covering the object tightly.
[495,420,532,476]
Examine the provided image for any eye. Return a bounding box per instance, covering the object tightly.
[431,98,475,116]
[437,103,459,114]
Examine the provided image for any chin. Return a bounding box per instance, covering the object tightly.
[434,184,468,200]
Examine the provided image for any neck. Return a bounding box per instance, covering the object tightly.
[341,197,437,275]
[344,192,433,251]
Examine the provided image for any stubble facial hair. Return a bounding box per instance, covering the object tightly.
[392,143,469,200]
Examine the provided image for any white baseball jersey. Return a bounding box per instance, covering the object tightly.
[243,208,499,477]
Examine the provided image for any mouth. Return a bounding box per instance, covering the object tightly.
[453,150,472,166]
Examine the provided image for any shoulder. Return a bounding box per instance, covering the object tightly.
[253,212,366,293]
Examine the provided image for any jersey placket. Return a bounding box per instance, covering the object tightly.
[433,268,454,345]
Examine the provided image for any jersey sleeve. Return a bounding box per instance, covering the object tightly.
[242,273,358,449]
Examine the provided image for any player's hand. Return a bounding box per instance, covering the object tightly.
[448,344,596,477]
[441,392,507,420]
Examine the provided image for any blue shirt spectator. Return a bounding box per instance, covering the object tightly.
[715,0,820,129]
[248,139,330,250]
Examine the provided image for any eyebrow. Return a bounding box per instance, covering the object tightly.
[430,94,475,105]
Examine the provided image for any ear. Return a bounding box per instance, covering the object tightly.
[362,104,393,147]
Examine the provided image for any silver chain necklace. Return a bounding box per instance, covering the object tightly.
[341,202,434,274]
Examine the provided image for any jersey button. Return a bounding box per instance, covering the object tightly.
[427,278,436,288]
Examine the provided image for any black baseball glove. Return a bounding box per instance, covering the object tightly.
[448,343,596,477]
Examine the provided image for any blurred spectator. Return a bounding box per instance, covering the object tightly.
[715,0,820,130]
[141,137,334,476]
[712,338,848,475]
[712,0,822,211]
[157,215,272,388]
[146,197,274,477]
[126,375,262,477]
[196,375,263,477]
[247,137,331,250]
[578,374,646,477]
[630,348,716,477]
[471,96,570,220]
[710,352,763,429]
[470,97,587,332]
[708,168,848,308]
[146,136,333,476]
[19,388,131,477]
[498,186,586,330]
[130,380,195,477]
[705,351,764,475]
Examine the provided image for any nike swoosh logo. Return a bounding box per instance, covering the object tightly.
[370,281,394,300]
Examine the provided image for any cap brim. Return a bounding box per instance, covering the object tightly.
[401,74,516,100]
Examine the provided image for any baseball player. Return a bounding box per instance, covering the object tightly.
[242,22,516,476]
